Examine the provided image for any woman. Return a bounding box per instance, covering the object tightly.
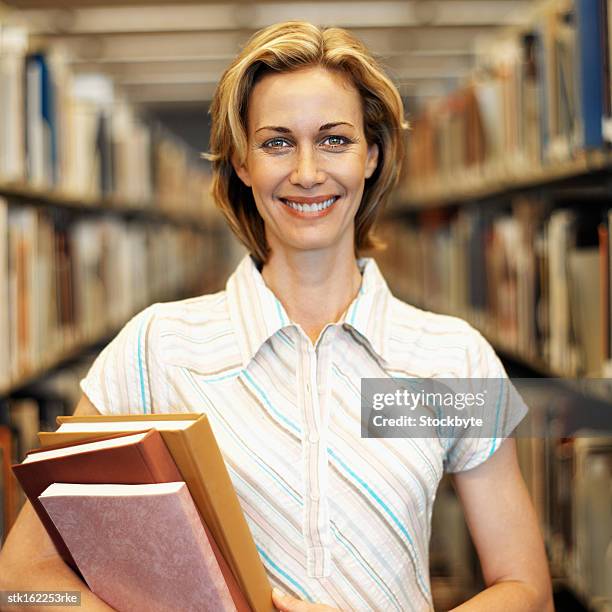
[0,21,553,612]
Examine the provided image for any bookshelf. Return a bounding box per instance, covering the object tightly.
[396,148,612,209]
[381,0,612,609]
[0,283,207,399]
[0,193,225,397]
[0,20,236,548]
[0,181,220,230]
[391,0,612,381]
[0,21,228,402]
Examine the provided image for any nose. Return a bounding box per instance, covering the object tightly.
[289,146,326,188]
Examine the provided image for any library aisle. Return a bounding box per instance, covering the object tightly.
[0,1,611,611]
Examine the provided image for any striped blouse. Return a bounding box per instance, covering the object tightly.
[80,253,527,612]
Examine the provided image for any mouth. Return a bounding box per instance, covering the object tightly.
[278,195,341,215]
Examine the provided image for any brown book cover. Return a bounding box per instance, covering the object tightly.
[38,413,273,612]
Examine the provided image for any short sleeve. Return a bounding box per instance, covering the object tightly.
[442,327,529,473]
[79,304,165,415]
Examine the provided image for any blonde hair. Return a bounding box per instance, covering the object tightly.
[205,21,409,265]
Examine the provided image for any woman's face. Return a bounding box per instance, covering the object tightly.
[233,65,379,260]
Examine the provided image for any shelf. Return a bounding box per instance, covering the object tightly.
[397,298,612,410]
[395,148,612,210]
[0,325,120,398]
[0,291,201,399]
[0,181,222,231]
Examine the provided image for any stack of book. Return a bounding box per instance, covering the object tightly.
[12,412,274,612]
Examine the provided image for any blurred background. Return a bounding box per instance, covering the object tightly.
[0,0,611,610]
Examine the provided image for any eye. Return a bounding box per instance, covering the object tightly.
[262,137,292,149]
[321,135,351,148]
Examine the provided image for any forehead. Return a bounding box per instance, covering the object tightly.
[247,66,364,130]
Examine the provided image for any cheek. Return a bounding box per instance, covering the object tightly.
[248,156,288,191]
[331,155,369,189]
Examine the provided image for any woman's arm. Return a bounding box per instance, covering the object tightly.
[0,394,115,612]
[449,437,554,612]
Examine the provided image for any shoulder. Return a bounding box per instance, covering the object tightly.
[144,289,242,372]
[120,290,229,346]
[151,289,230,330]
[80,290,237,415]
[385,296,502,377]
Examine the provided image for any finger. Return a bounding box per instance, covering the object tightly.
[272,587,309,611]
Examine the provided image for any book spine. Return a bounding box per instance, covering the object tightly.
[598,223,610,363]
[576,0,604,147]
[136,429,183,482]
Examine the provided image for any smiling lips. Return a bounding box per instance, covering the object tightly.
[279,195,340,216]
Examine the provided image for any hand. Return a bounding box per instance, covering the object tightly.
[272,587,341,611]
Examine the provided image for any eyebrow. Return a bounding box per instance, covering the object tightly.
[254,121,355,134]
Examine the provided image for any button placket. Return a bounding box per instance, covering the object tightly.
[314,329,334,544]
[299,329,332,577]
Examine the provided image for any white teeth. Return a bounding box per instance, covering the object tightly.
[283,196,337,212]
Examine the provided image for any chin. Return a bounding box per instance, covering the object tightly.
[275,234,339,254]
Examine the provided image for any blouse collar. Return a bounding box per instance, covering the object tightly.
[226,253,392,368]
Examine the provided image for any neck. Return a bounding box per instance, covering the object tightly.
[261,247,363,346]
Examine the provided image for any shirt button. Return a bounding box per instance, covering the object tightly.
[308,432,320,444]
[306,383,310,392]
[310,491,320,501]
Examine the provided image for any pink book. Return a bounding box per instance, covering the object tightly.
[39,482,238,612]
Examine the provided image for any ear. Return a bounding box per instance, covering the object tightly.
[231,151,252,187]
[364,142,379,179]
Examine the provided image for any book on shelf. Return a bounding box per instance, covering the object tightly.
[9,398,40,463]
[0,30,216,218]
[25,53,57,189]
[0,197,8,389]
[0,422,19,545]
[401,0,612,201]
[37,413,273,612]
[547,209,576,374]
[605,0,612,141]
[0,25,27,183]
[608,209,612,374]
[377,198,612,377]
[3,398,41,522]
[507,381,612,607]
[572,438,612,601]
[575,0,604,148]
[39,481,245,612]
[598,223,610,370]
[567,248,603,376]
[0,196,217,395]
[0,426,6,543]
